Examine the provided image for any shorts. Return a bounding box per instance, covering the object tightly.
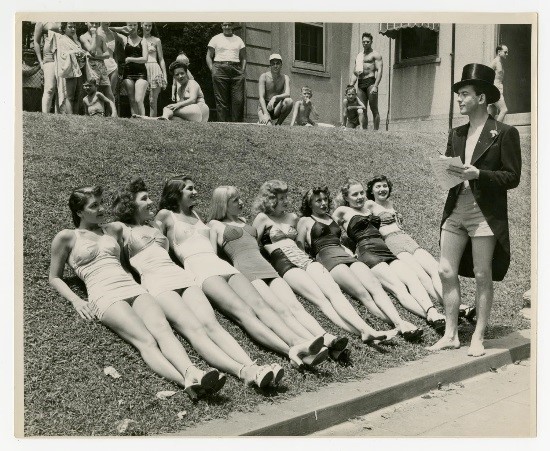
[384,230,421,255]
[87,59,110,86]
[104,57,118,75]
[358,76,376,94]
[442,188,494,238]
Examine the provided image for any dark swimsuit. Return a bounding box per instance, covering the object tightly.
[346,214,397,268]
[309,219,357,272]
[222,224,279,282]
[122,39,147,81]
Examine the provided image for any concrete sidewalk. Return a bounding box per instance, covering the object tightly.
[175,329,531,436]
[313,359,533,437]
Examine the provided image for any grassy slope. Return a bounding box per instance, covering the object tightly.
[22,113,531,435]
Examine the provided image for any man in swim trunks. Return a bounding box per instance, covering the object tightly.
[258,54,293,125]
[350,32,383,130]
[429,63,521,358]
[488,44,509,121]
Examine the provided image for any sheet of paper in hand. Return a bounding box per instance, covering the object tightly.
[430,156,464,190]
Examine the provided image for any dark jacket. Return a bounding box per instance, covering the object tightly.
[440,115,521,281]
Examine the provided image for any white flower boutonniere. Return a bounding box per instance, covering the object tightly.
[490,129,499,138]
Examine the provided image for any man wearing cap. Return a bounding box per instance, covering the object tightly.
[206,22,246,122]
[429,63,521,357]
[257,54,293,125]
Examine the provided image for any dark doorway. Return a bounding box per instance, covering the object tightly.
[498,24,531,114]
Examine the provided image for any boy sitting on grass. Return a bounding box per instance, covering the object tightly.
[342,85,366,129]
[83,78,117,117]
[290,86,317,126]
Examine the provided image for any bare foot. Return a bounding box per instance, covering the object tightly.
[427,336,460,351]
[467,339,486,357]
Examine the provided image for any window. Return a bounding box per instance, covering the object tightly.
[294,22,325,72]
[396,27,439,65]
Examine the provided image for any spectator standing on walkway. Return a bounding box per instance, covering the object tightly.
[488,44,509,122]
[350,32,383,130]
[22,48,43,112]
[257,54,293,125]
[206,22,246,122]
[428,64,521,357]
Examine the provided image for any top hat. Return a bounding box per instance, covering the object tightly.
[452,63,500,104]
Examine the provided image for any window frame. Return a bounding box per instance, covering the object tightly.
[394,26,441,68]
[293,22,327,73]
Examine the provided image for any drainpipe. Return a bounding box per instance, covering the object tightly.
[448,23,456,130]
[386,38,391,131]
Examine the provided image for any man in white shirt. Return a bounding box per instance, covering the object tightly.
[429,64,521,358]
[206,22,247,122]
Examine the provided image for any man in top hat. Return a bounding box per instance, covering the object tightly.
[428,63,521,357]
[257,53,293,125]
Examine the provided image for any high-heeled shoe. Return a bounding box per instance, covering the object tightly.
[288,336,325,368]
[324,333,349,352]
[183,366,214,402]
[329,347,351,363]
[426,306,446,333]
[269,364,284,386]
[206,373,227,395]
[238,364,274,388]
[295,347,329,369]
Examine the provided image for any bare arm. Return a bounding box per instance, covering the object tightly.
[258,73,269,117]
[296,217,311,253]
[239,47,247,72]
[96,92,117,117]
[307,103,317,126]
[373,52,383,90]
[49,230,95,320]
[206,47,215,71]
[342,98,349,126]
[156,38,167,85]
[289,100,300,126]
[125,38,147,64]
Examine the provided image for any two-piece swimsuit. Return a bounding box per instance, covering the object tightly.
[68,229,146,320]
[376,210,420,256]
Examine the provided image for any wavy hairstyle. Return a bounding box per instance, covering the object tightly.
[208,186,240,222]
[112,177,148,224]
[300,186,332,217]
[169,61,188,74]
[158,174,194,212]
[251,180,288,216]
[333,178,364,208]
[68,185,103,227]
[366,175,393,200]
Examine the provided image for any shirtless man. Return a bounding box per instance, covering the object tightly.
[488,44,508,121]
[350,32,383,130]
[258,54,293,125]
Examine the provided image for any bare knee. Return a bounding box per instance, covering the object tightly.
[438,263,458,282]
[134,331,159,351]
[473,267,492,285]
[283,98,293,108]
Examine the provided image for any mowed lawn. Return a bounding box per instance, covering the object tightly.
[22,112,531,436]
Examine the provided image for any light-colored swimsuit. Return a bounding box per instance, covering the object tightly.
[145,39,166,89]
[126,226,196,296]
[104,39,117,75]
[169,211,239,287]
[68,229,146,320]
[83,93,105,116]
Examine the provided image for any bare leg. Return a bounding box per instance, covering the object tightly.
[123,79,137,116]
[201,275,289,355]
[348,262,419,335]
[396,251,439,301]
[428,230,469,351]
[42,62,57,113]
[229,274,311,345]
[356,86,369,129]
[468,236,497,357]
[367,84,380,130]
[155,288,248,376]
[389,259,438,315]
[149,86,161,117]
[268,277,326,336]
[134,79,149,116]
[284,266,359,334]
[101,299,186,387]
[274,98,294,125]
[413,248,444,302]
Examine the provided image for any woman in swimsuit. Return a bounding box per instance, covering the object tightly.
[366,176,474,320]
[49,186,224,401]
[142,22,167,117]
[155,175,328,369]
[296,185,423,341]
[111,178,280,388]
[208,185,349,360]
[332,179,447,331]
[33,21,62,113]
[118,22,148,116]
[98,22,121,112]
[252,181,400,345]
[79,22,116,110]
